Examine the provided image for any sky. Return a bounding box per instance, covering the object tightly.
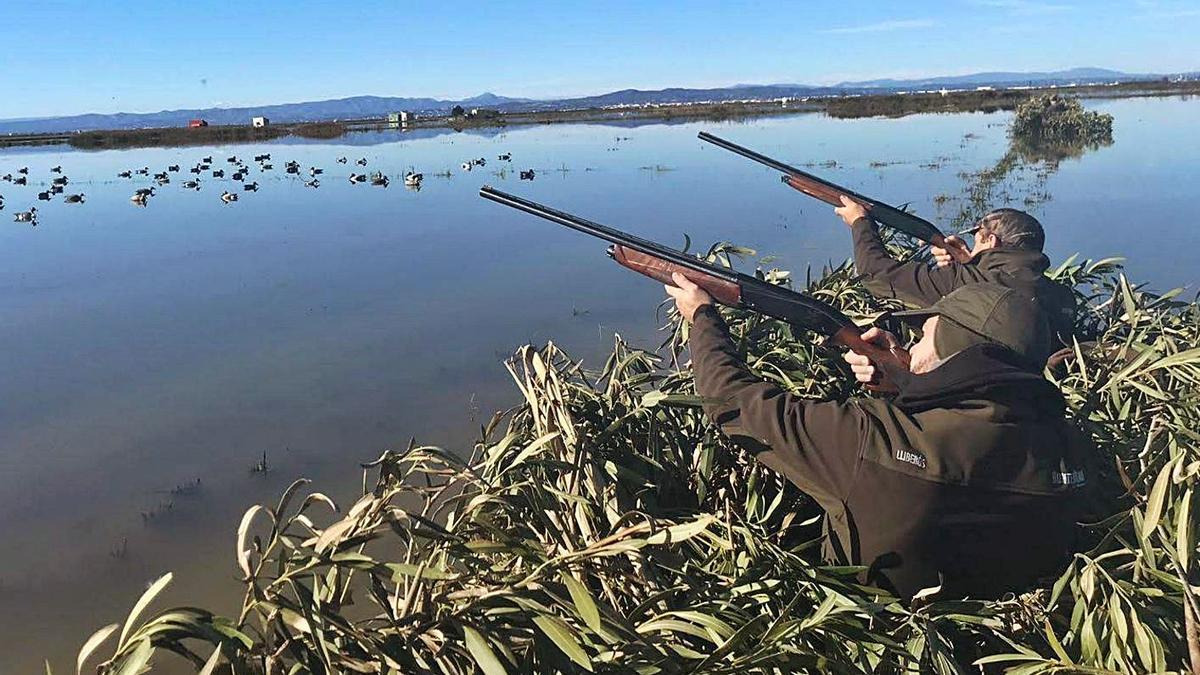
[1,0,1198,120]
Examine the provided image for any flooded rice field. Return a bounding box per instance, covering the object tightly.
[2,96,1198,670]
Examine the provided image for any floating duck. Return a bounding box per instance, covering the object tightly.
[182,180,200,189]
[37,191,51,201]
[304,179,320,188]
[310,167,323,176]
[356,158,368,166]
[348,173,366,183]
[461,162,472,171]
[51,165,63,173]
[168,164,180,172]
[498,153,512,161]
[13,176,27,186]
[403,171,423,187]
[371,173,390,186]
[64,193,85,203]
[232,172,244,181]
[221,191,238,203]
[133,187,155,197]
[50,184,64,194]
[336,157,347,164]
[51,176,68,186]
[243,182,258,191]
[212,169,224,178]
[119,170,133,178]
[14,207,36,222]
[520,169,535,180]
[226,155,238,163]
[261,163,273,171]
[17,167,29,175]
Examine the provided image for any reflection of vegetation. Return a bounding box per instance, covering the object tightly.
[76,239,1199,673]
[942,95,1115,229]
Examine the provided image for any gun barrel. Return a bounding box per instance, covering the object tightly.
[479,185,739,284]
[697,131,806,176]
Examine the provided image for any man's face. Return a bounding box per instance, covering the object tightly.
[908,317,942,374]
[970,227,999,257]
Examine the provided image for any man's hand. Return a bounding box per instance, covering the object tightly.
[664,272,713,323]
[834,195,870,227]
[841,327,909,385]
[931,235,972,268]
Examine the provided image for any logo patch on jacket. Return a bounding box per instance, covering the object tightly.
[894,447,928,470]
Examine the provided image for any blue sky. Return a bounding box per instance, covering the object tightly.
[2,0,1198,119]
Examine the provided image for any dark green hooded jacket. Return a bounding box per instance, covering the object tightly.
[689,305,1091,600]
[851,218,1076,358]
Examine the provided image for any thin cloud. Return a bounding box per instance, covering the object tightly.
[822,19,936,34]
[969,0,1072,14]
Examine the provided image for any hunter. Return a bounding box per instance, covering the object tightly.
[834,197,1076,360]
[665,275,1090,600]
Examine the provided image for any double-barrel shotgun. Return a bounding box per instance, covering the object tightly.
[697,131,950,248]
[479,185,908,389]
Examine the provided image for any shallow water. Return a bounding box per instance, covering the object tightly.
[1,96,1197,671]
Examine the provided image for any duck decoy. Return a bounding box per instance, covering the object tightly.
[119,170,133,178]
[51,165,63,173]
[461,162,472,171]
[261,164,273,171]
[38,191,52,201]
[499,153,512,161]
[348,173,366,183]
[64,193,85,203]
[243,182,258,191]
[356,158,367,166]
[52,176,68,186]
[50,184,64,194]
[310,167,323,176]
[304,179,320,188]
[221,191,238,203]
[182,180,200,190]
[14,207,36,222]
[18,167,29,175]
[202,156,213,163]
[519,169,535,180]
[232,172,244,181]
[403,171,423,187]
[336,157,347,164]
[168,164,180,172]
[134,187,156,197]
[226,155,238,163]
[212,169,225,178]
[371,173,389,186]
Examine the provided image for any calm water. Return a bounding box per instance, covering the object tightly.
[2,97,1197,671]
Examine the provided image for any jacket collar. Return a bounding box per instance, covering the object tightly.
[891,343,1064,418]
[970,248,1051,277]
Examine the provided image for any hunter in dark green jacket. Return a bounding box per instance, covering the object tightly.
[665,276,1091,601]
[834,198,1076,361]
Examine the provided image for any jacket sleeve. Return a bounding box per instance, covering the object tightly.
[851,218,979,307]
[688,305,865,505]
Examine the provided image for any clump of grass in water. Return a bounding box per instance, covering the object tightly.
[71,237,1200,673]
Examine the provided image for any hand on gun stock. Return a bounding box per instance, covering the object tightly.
[664,272,714,323]
[931,235,973,267]
[841,327,911,390]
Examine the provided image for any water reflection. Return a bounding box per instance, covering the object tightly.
[0,96,1197,672]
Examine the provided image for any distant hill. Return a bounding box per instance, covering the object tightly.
[833,67,1148,89]
[0,67,1173,135]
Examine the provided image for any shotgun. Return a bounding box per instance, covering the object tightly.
[697,131,948,248]
[479,185,908,389]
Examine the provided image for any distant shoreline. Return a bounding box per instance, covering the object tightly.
[4,79,1197,151]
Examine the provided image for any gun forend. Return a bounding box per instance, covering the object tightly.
[609,245,742,305]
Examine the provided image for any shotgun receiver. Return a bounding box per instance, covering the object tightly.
[698,131,948,248]
[479,185,907,389]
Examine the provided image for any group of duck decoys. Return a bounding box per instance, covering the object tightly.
[3,147,533,224]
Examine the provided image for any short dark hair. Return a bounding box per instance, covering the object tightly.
[976,208,1045,252]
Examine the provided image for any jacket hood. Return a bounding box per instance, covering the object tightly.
[891,343,1065,420]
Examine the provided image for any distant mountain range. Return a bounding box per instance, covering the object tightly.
[0,67,1183,135]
